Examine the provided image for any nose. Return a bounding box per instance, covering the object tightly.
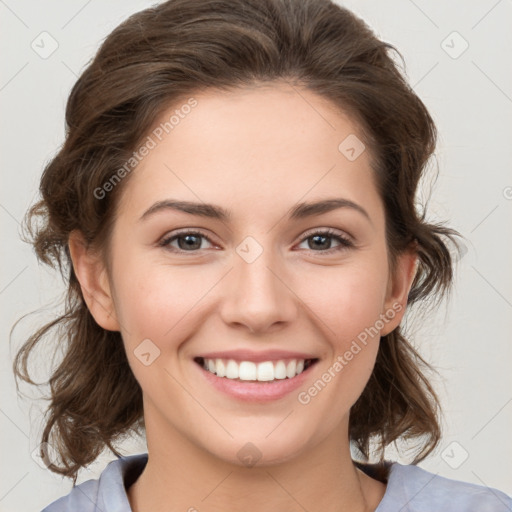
[219,243,298,334]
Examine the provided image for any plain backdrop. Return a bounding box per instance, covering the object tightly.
[1,1,511,510]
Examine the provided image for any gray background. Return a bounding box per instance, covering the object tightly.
[1,1,511,510]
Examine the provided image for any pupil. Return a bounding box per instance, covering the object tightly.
[180,235,201,250]
[311,234,329,250]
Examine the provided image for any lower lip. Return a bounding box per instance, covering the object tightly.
[195,361,317,402]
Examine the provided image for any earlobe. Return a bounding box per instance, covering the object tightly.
[380,250,418,337]
[68,230,120,331]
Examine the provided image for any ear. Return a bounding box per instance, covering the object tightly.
[68,230,120,331]
[380,248,418,336]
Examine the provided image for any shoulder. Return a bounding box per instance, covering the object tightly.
[379,462,512,512]
[40,453,148,512]
[40,478,100,512]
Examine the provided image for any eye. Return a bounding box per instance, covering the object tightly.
[297,228,353,254]
[159,230,216,253]
[158,228,354,255]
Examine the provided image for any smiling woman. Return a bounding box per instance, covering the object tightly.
[12,0,512,511]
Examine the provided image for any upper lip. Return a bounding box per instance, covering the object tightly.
[195,349,318,362]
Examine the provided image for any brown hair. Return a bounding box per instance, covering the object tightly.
[13,0,461,481]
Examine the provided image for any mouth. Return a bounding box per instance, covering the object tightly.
[194,356,319,382]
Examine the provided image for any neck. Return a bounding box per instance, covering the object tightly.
[128,415,385,512]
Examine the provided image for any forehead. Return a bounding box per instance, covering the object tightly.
[117,83,382,225]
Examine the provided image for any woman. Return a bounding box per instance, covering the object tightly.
[14,0,512,511]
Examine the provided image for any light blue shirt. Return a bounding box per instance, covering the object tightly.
[41,453,512,511]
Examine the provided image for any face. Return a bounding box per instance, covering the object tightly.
[73,82,415,467]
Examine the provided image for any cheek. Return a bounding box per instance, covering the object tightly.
[297,258,389,345]
[111,255,214,343]
[292,259,388,409]
[113,260,214,396]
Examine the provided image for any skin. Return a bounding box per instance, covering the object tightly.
[69,82,417,512]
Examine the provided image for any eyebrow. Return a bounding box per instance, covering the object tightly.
[139,198,371,224]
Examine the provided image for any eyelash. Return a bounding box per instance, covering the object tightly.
[158,228,354,255]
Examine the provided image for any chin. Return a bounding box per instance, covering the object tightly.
[200,430,313,469]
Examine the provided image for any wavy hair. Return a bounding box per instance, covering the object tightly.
[13,0,461,481]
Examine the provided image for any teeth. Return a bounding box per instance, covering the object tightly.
[286,360,297,378]
[239,361,257,381]
[201,358,311,382]
[274,361,287,379]
[216,359,226,378]
[257,361,274,381]
[226,360,238,379]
